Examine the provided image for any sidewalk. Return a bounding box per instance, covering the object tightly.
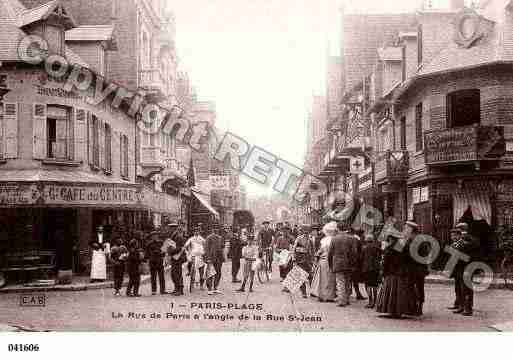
[0,269,508,294]
[0,266,171,294]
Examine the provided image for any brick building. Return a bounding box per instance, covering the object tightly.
[309,0,513,259]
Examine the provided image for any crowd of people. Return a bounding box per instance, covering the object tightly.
[92,217,486,319]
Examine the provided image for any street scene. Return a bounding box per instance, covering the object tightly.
[2,0,513,336]
[2,264,513,331]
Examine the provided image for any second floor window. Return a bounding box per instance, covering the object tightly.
[47,105,72,160]
[91,115,100,167]
[415,102,423,152]
[447,89,480,128]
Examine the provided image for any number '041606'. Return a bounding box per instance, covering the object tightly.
[8,344,40,352]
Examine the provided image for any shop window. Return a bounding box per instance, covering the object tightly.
[104,123,112,172]
[47,105,72,160]
[415,102,423,152]
[121,134,129,178]
[447,89,480,128]
[400,116,406,150]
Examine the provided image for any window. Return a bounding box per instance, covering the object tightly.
[104,123,112,172]
[121,134,129,178]
[415,103,423,152]
[447,89,480,128]
[0,103,3,159]
[47,105,72,160]
[400,116,406,150]
[417,24,423,66]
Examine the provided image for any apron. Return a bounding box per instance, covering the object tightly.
[90,249,107,280]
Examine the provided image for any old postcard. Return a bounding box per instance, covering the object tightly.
[1,0,513,339]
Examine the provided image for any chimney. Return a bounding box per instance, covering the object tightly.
[450,0,466,10]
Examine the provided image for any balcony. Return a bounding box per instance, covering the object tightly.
[161,158,188,189]
[137,146,164,178]
[318,135,349,179]
[424,125,505,166]
[375,150,409,184]
[138,69,166,102]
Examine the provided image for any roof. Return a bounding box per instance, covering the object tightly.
[66,25,117,50]
[17,0,76,29]
[0,1,27,61]
[395,1,513,100]
[0,0,88,67]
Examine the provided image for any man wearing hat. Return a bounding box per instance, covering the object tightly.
[204,223,226,295]
[450,222,480,316]
[168,221,187,296]
[258,221,275,271]
[145,231,167,295]
[403,221,429,316]
[229,226,243,283]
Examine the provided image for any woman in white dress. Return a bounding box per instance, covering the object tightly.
[310,222,337,302]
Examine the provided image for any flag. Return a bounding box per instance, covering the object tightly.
[187,157,195,187]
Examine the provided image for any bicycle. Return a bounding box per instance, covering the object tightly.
[257,247,272,284]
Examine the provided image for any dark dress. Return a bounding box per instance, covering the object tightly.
[361,241,382,287]
[376,245,418,317]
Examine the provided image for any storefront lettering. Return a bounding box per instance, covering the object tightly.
[36,85,83,100]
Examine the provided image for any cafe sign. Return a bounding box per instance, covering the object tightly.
[0,182,143,207]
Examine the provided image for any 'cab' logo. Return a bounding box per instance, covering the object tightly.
[19,294,46,307]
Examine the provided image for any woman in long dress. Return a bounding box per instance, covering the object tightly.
[376,234,418,318]
[311,222,337,302]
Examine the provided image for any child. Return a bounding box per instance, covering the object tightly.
[109,237,128,296]
[501,244,513,289]
[236,234,259,293]
[126,239,143,297]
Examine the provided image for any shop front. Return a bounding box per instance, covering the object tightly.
[0,177,145,283]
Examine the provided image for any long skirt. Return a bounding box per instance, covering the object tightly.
[311,259,336,301]
[376,275,418,317]
[90,250,107,280]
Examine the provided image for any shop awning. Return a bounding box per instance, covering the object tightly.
[192,191,219,218]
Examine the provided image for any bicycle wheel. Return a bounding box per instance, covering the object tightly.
[257,256,270,284]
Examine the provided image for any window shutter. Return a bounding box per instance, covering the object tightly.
[0,106,4,159]
[99,119,105,169]
[4,103,18,159]
[74,108,87,162]
[87,112,94,165]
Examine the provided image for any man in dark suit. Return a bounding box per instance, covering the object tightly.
[168,222,187,296]
[205,223,226,295]
[229,226,243,283]
[258,221,275,271]
[145,232,166,295]
[328,225,358,307]
[452,222,481,316]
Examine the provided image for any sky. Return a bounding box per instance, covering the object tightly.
[169,0,453,197]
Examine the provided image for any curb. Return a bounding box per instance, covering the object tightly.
[0,266,171,294]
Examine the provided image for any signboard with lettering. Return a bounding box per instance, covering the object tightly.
[425,126,505,165]
[209,175,230,191]
[0,182,144,208]
[283,265,310,293]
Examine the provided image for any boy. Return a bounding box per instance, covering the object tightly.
[236,233,259,293]
[109,237,128,296]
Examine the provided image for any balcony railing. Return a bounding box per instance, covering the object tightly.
[375,150,409,183]
[162,158,188,180]
[424,125,505,166]
[140,146,162,165]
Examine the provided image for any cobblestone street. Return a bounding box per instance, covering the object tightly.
[2,264,513,332]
